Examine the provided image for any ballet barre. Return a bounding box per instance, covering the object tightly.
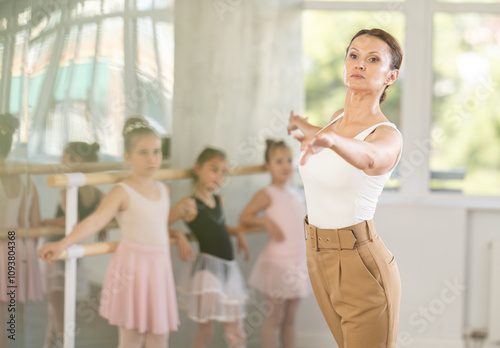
[46,164,267,348]
[0,221,120,240]
[50,226,264,260]
[0,160,172,175]
[47,165,267,187]
[0,226,64,240]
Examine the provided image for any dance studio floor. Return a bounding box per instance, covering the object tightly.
[20,284,264,348]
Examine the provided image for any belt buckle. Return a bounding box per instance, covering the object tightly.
[339,229,357,250]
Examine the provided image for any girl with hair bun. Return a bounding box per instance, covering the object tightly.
[239,139,309,348]
[170,147,250,348]
[0,113,43,347]
[39,116,192,348]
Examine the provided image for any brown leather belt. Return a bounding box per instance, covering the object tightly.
[304,215,375,250]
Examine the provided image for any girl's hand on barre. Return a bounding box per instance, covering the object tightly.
[38,241,66,263]
[236,232,250,261]
[173,230,195,262]
[265,220,285,242]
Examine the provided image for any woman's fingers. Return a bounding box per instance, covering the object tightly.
[311,133,331,148]
[293,133,305,142]
[300,147,314,165]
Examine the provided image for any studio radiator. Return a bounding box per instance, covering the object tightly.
[489,241,500,341]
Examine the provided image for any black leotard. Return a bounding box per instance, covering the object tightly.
[186,195,234,261]
[55,186,101,220]
[47,187,102,243]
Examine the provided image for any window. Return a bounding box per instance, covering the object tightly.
[431,12,500,194]
[25,0,174,162]
[304,0,500,197]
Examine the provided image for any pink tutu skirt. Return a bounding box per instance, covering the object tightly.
[99,239,179,334]
[248,250,311,299]
[0,239,43,302]
[177,253,247,323]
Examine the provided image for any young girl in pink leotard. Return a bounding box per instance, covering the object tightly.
[39,117,193,348]
[240,139,310,348]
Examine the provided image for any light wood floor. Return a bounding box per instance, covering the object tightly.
[8,284,264,348]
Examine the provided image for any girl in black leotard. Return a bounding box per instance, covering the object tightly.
[169,147,250,348]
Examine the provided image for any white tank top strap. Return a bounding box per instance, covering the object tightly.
[356,121,399,141]
[329,112,344,125]
[357,122,403,168]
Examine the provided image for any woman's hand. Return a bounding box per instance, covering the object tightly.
[265,220,285,242]
[287,110,311,135]
[288,110,334,165]
[38,241,66,263]
[298,131,337,165]
[174,231,195,262]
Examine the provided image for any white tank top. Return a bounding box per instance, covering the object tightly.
[116,181,169,246]
[298,113,402,229]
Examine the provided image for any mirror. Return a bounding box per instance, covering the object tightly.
[1,0,304,346]
[1,0,176,346]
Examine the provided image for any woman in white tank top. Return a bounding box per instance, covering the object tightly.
[288,29,403,348]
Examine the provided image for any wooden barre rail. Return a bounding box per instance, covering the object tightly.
[0,226,65,240]
[52,226,264,260]
[47,165,267,187]
[0,161,171,175]
[0,221,120,240]
[1,223,264,253]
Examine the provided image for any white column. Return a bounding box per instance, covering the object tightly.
[398,0,434,199]
[63,183,79,348]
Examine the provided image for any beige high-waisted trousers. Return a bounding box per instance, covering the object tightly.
[304,216,401,348]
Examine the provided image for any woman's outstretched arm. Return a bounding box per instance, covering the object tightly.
[288,110,402,176]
